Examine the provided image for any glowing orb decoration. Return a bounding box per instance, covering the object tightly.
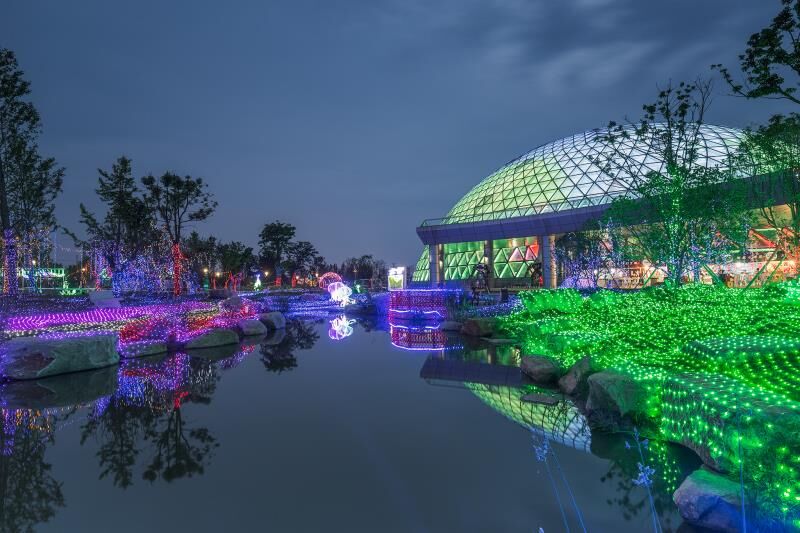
[318,272,342,290]
[327,281,353,307]
[388,266,406,291]
[329,315,355,340]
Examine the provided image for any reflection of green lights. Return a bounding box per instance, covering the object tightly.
[498,283,800,519]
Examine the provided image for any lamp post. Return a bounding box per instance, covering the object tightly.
[203,267,209,291]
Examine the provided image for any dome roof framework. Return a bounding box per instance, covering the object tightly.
[436,124,744,227]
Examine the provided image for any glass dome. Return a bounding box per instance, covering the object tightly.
[438,123,744,226]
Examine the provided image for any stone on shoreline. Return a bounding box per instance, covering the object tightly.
[0,334,119,380]
[238,319,268,336]
[0,364,119,409]
[440,321,463,332]
[259,312,286,330]
[520,392,560,405]
[520,355,560,384]
[558,356,597,397]
[460,318,496,337]
[586,371,648,429]
[673,468,744,533]
[184,328,240,349]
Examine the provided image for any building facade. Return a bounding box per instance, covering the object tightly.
[413,124,792,289]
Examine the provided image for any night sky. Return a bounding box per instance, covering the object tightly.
[2,0,794,267]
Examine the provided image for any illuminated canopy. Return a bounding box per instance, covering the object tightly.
[431,123,744,227]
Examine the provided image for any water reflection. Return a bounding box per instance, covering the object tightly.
[260,320,319,373]
[418,341,700,532]
[0,409,65,532]
[0,319,320,529]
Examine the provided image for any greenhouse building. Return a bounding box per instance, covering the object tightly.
[412,124,793,289]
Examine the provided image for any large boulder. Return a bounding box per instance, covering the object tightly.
[259,312,286,330]
[0,334,119,380]
[586,371,648,418]
[558,356,597,397]
[0,364,118,409]
[673,468,744,532]
[238,318,268,336]
[460,318,497,337]
[184,328,240,349]
[520,355,561,384]
[440,321,463,332]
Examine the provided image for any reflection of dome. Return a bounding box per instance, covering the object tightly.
[443,124,743,225]
[467,384,591,451]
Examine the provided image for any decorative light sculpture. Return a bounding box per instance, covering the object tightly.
[328,315,355,340]
[327,281,353,307]
[318,272,342,290]
[388,267,406,291]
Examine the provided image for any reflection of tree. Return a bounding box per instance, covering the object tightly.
[260,320,319,373]
[0,409,65,533]
[596,437,690,532]
[80,401,155,489]
[142,406,217,483]
[80,355,221,488]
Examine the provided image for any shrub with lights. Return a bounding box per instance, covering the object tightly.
[497,283,800,522]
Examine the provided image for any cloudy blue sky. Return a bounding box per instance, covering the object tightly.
[2,0,794,266]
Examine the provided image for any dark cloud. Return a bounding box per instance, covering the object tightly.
[1,0,793,266]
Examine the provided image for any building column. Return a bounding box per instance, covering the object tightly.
[429,244,442,287]
[540,235,557,289]
[483,240,494,290]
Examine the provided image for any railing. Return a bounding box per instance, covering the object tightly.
[418,192,613,228]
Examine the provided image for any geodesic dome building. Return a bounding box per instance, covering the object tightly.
[413,124,746,286]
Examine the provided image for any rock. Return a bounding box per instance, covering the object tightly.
[238,318,268,336]
[440,321,463,332]
[673,468,744,532]
[0,364,119,409]
[586,371,648,419]
[0,334,120,380]
[119,341,169,359]
[220,295,245,312]
[520,393,560,406]
[460,318,497,337]
[183,328,240,349]
[521,355,561,384]
[259,311,286,330]
[343,303,377,315]
[558,356,597,396]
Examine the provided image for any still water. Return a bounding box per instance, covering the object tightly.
[1,319,700,532]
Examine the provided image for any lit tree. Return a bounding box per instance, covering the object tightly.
[258,221,295,278]
[79,156,155,295]
[183,231,217,284]
[714,0,800,105]
[597,80,751,285]
[142,172,216,296]
[736,114,800,261]
[7,139,64,290]
[0,49,57,296]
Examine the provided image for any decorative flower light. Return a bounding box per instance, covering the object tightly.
[328,315,355,340]
[327,281,353,307]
